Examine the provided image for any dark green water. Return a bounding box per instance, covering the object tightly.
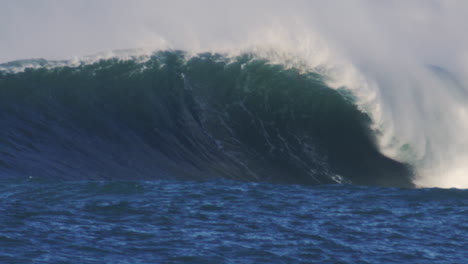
[0,51,412,187]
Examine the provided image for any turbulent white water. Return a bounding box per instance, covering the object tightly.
[1,0,468,188]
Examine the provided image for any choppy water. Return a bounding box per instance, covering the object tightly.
[1,179,466,264]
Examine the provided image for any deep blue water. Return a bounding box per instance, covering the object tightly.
[1,179,466,264]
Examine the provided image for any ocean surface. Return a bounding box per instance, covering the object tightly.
[1,179,466,264]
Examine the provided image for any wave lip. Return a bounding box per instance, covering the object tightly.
[0,51,414,187]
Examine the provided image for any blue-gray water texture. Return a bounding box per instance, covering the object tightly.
[1,180,467,264]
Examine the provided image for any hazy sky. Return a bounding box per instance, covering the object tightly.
[0,0,281,61]
[1,1,467,90]
[1,0,466,66]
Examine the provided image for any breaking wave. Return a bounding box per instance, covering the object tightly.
[0,51,413,187]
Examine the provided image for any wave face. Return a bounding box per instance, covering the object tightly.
[0,51,413,187]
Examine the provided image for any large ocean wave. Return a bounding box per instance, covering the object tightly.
[0,51,413,187]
